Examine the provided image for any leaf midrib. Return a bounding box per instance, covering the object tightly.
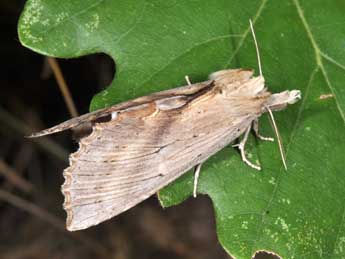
[249,0,345,256]
[293,0,345,124]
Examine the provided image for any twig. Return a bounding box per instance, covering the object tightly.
[0,159,34,193]
[47,57,79,118]
[0,188,111,258]
[0,107,68,162]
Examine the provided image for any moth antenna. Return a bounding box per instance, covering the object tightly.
[265,106,287,170]
[249,19,263,77]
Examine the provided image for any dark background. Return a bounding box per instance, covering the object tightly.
[0,1,278,258]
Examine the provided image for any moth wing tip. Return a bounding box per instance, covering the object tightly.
[66,225,77,232]
[64,206,105,231]
[64,206,89,231]
[25,129,53,138]
[25,133,36,138]
[66,219,85,231]
[66,222,82,232]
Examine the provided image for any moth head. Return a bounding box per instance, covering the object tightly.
[266,90,301,111]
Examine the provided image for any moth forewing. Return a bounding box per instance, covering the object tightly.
[28,80,215,138]
[31,67,300,231]
[57,70,278,231]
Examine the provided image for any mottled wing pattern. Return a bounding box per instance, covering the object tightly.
[62,69,269,231]
[29,80,215,137]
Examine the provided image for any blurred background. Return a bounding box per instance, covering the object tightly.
[1,1,278,258]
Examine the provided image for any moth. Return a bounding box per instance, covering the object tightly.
[30,21,301,231]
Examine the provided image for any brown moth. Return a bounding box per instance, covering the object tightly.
[30,21,301,231]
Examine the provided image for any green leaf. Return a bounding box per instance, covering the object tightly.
[18,0,345,258]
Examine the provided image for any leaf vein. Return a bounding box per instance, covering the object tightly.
[321,52,345,72]
[224,0,268,69]
[251,65,319,253]
[293,0,345,124]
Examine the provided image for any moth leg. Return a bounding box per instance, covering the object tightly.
[193,163,202,198]
[253,119,274,142]
[185,75,192,85]
[236,126,261,171]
